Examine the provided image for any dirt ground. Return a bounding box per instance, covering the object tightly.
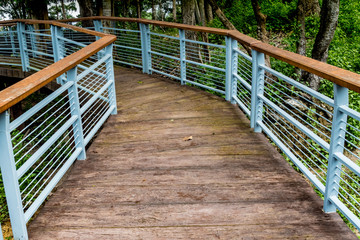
[1,221,13,239]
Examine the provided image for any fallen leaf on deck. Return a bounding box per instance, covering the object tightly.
[183,136,193,141]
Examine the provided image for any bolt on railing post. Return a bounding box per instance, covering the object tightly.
[230,38,238,104]
[250,50,265,132]
[16,22,29,72]
[27,25,37,58]
[51,25,65,84]
[105,44,118,115]
[225,36,232,101]
[324,84,349,212]
[139,23,151,74]
[0,111,28,240]
[67,67,86,160]
[179,29,186,85]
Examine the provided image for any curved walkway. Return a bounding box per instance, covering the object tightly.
[28,67,355,239]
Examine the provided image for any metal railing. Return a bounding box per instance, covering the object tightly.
[0,20,116,239]
[77,17,360,232]
[1,17,360,239]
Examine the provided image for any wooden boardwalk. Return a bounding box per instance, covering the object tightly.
[28,67,355,239]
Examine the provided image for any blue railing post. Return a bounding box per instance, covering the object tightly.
[93,20,103,36]
[105,44,118,115]
[67,67,86,160]
[9,27,16,56]
[179,29,186,85]
[16,22,29,72]
[0,223,3,240]
[93,20,104,59]
[324,84,349,212]
[139,23,151,74]
[225,36,232,101]
[230,38,238,104]
[0,111,28,239]
[51,25,65,84]
[250,50,265,132]
[51,25,64,63]
[27,25,37,58]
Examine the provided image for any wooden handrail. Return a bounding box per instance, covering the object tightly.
[0,19,109,37]
[0,16,359,111]
[58,16,233,36]
[0,20,116,113]
[57,16,360,93]
[249,41,360,93]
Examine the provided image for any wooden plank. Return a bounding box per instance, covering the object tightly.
[27,66,356,239]
[27,224,356,240]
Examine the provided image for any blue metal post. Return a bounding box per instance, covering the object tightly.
[139,23,151,74]
[16,22,29,72]
[250,50,265,132]
[324,84,348,212]
[51,25,61,63]
[27,25,37,58]
[230,38,238,104]
[67,67,86,160]
[9,27,16,56]
[51,25,65,84]
[93,20,104,59]
[179,29,186,85]
[4,32,8,44]
[105,44,118,115]
[225,36,232,101]
[93,20,103,36]
[0,111,28,239]
[0,223,3,240]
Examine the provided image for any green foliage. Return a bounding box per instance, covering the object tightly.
[261,0,297,32]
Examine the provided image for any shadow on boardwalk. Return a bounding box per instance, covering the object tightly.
[28,67,356,239]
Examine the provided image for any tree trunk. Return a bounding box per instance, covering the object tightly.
[60,0,66,19]
[295,0,306,78]
[207,0,251,56]
[205,1,213,22]
[96,0,103,16]
[198,0,210,62]
[27,0,49,29]
[198,0,206,26]
[302,0,339,90]
[78,0,93,27]
[27,0,49,20]
[123,0,131,17]
[152,0,157,20]
[295,0,321,79]
[305,0,320,15]
[103,0,112,31]
[173,0,177,22]
[182,0,196,39]
[194,0,201,24]
[251,0,271,67]
[208,0,235,29]
[136,0,141,18]
[21,1,27,19]
[103,0,112,17]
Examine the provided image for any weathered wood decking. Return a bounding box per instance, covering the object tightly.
[28,67,355,239]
